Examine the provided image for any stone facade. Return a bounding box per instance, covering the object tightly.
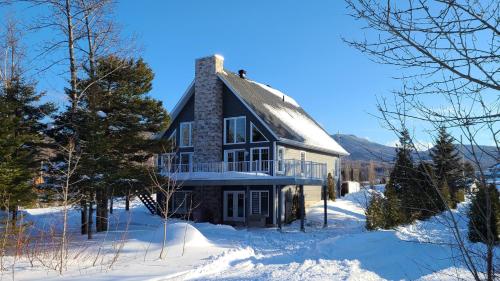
[193,55,224,163]
[192,186,222,224]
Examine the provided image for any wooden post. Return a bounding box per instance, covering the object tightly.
[88,199,93,239]
[299,185,305,232]
[323,184,327,228]
[277,186,282,231]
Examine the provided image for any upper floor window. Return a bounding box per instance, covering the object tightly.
[167,129,177,152]
[277,147,285,173]
[250,122,268,143]
[224,116,245,144]
[180,122,193,147]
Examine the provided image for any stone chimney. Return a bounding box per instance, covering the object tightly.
[193,55,224,164]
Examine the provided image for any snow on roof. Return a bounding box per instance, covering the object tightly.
[263,104,348,155]
[248,80,300,107]
[219,70,349,156]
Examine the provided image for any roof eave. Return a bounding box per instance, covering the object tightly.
[157,80,194,139]
[278,138,350,157]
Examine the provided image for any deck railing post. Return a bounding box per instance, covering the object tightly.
[299,184,305,232]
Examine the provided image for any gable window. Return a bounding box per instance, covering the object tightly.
[251,147,269,172]
[224,116,246,144]
[180,152,193,172]
[251,191,269,216]
[167,129,177,151]
[180,122,193,147]
[250,122,268,143]
[277,147,285,173]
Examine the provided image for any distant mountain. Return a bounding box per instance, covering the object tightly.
[332,134,397,162]
[332,134,498,168]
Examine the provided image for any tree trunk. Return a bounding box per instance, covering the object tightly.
[125,188,130,211]
[101,188,108,232]
[95,189,101,232]
[81,199,88,234]
[109,194,113,214]
[87,200,93,239]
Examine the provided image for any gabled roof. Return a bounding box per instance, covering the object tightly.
[162,69,348,156]
[218,70,348,156]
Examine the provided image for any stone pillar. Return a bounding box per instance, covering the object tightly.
[193,55,224,164]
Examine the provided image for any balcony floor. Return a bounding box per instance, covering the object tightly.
[164,171,325,186]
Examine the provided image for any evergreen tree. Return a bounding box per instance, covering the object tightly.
[468,184,500,244]
[386,129,415,223]
[327,173,336,201]
[365,193,385,230]
[413,162,442,219]
[75,56,169,233]
[0,77,55,218]
[430,127,464,207]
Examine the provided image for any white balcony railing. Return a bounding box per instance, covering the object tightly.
[158,159,327,180]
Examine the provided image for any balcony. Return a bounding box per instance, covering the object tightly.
[157,160,328,186]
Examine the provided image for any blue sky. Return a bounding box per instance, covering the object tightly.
[1,1,492,146]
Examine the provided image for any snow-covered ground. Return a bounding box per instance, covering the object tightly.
[6,188,489,281]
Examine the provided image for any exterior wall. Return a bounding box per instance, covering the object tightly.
[221,84,276,165]
[279,144,339,177]
[193,55,224,163]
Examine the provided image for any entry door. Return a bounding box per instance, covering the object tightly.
[223,191,245,222]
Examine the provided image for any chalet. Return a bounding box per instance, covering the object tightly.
[155,55,348,229]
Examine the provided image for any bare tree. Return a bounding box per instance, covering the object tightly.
[345,1,499,280]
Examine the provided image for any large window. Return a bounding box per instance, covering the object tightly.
[277,147,285,173]
[251,147,269,172]
[251,191,269,216]
[170,191,192,214]
[167,130,177,151]
[250,122,268,143]
[224,116,246,144]
[180,122,193,147]
[224,149,245,171]
[300,151,306,173]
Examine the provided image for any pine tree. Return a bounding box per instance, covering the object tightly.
[430,127,464,207]
[386,129,415,224]
[75,56,169,234]
[468,184,500,244]
[413,162,442,219]
[0,77,55,218]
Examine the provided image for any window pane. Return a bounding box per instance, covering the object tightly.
[261,192,268,215]
[227,194,233,217]
[236,118,245,142]
[236,151,245,162]
[238,193,244,217]
[181,123,191,146]
[251,192,260,215]
[225,119,234,143]
[251,124,267,142]
[261,148,269,161]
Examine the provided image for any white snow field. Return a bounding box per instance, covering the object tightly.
[8,188,487,281]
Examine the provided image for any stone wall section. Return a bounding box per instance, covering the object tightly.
[193,55,224,164]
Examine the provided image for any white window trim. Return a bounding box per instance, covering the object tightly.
[167,129,177,151]
[250,190,269,216]
[171,191,192,214]
[250,122,268,143]
[224,116,246,145]
[250,147,270,172]
[179,122,193,147]
[224,149,246,162]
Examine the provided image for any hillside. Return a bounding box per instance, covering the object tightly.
[332,134,498,168]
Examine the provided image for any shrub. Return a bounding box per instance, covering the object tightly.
[366,193,386,230]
